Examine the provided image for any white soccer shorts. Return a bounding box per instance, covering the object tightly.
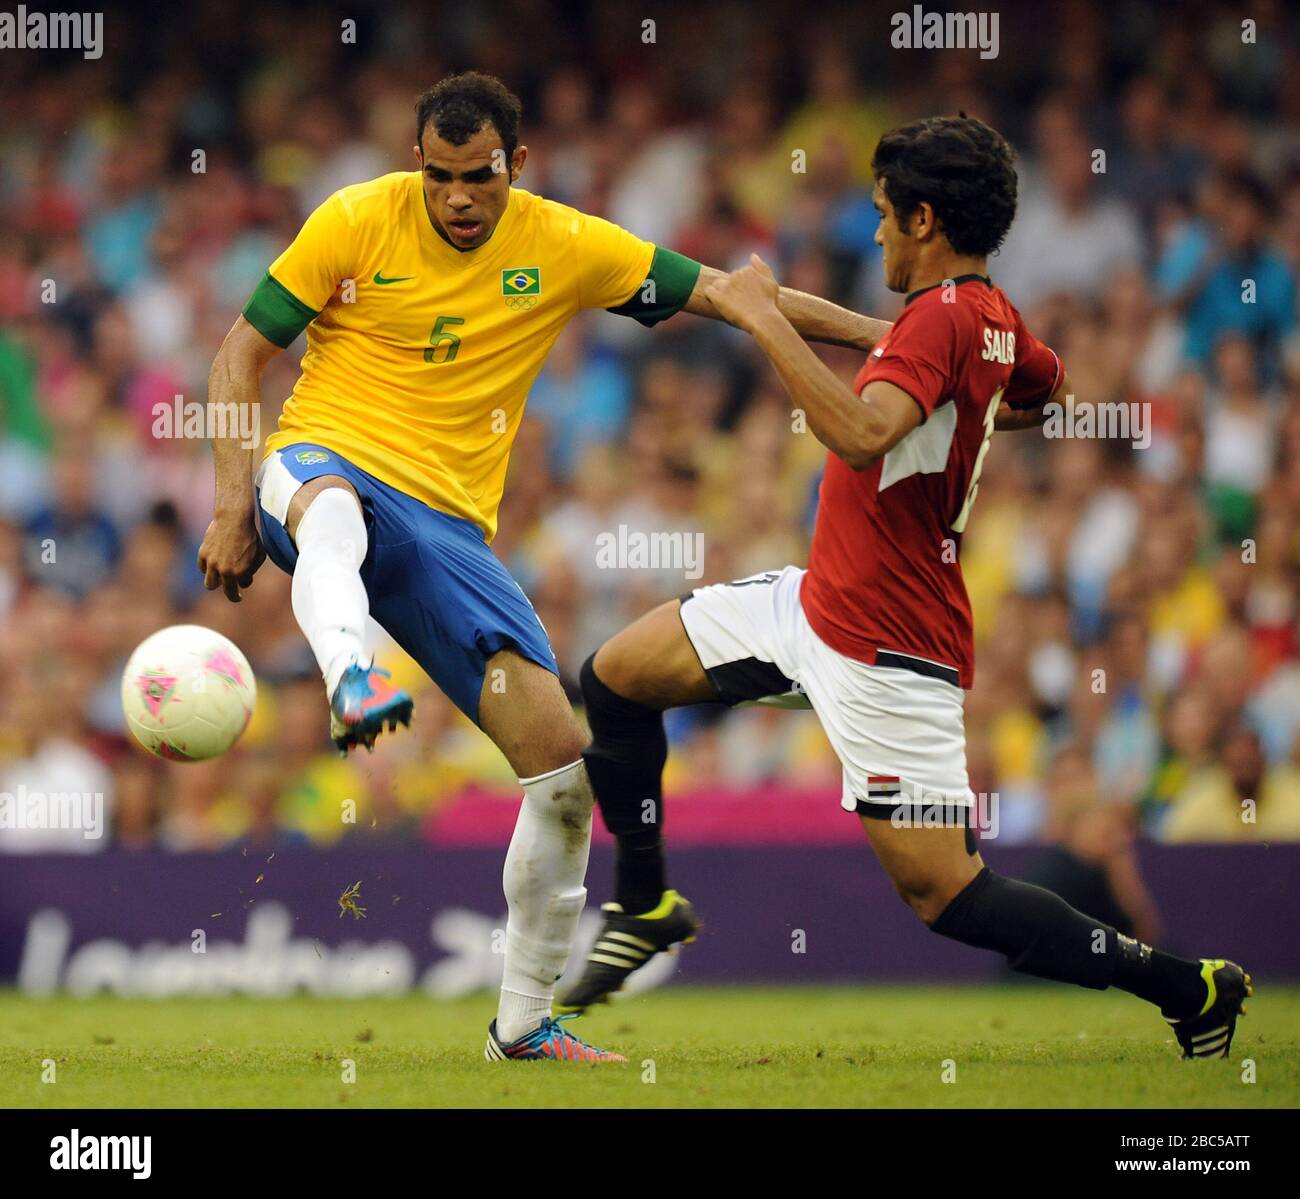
[678,565,974,814]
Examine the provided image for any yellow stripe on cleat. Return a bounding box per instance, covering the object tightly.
[1197,959,1223,1018]
[634,889,686,920]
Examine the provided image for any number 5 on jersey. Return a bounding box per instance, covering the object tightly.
[425,315,464,364]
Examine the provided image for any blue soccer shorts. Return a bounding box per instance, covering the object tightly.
[254,442,558,724]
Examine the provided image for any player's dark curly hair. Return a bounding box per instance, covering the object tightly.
[416,72,523,160]
[871,115,1018,257]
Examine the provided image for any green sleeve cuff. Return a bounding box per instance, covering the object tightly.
[241,272,318,348]
[606,246,702,326]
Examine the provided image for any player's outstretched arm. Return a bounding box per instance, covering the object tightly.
[197,316,281,602]
[706,254,918,469]
[684,262,891,352]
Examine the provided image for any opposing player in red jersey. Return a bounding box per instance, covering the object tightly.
[559,116,1249,1060]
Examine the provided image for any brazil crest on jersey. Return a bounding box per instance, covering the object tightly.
[242,173,699,540]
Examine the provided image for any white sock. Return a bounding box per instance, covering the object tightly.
[496,759,594,1043]
[290,488,370,696]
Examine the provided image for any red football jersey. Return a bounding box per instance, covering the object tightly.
[800,274,1062,688]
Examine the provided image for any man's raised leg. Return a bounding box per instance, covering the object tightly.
[560,592,1251,1059]
[282,476,412,753]
[556,600,713,1014]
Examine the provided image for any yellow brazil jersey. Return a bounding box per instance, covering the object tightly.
[242,173,699,540]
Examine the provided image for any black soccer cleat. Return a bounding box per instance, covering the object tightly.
[555,890,700,1015]
[1167,959,1252,1059]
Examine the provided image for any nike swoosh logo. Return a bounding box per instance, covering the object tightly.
[373,272,414,285]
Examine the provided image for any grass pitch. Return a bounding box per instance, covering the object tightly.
[1,985,1296,1108]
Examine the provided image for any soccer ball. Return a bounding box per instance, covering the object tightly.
[121,625,257,762]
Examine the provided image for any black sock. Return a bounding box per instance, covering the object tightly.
[931,867,1206,1014]
[1111,941,1209,1019]
[580,654,668,914]
[615,826,667,915]
[931,867,1116,988]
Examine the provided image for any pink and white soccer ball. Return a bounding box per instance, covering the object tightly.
[121,625,257,762]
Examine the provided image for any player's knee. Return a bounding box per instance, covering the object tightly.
[541,690,589,767]
[891,867,971,927]
[581,652,663,749]
[480,652,586,775]
[286,476,361,542]
[549,720,589,770]
[508,713,587,779]
[890,876,943,925]
[586,642,637,706]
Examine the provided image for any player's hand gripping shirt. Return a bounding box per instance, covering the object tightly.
[242,173,699,540]
[800,274,1063,688]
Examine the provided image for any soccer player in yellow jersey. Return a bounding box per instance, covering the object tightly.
[198,73,890,1063]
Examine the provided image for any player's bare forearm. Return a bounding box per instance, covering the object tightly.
[198,317,279,600]
[208,404,256,521]
[993,370,1073,432]
[748,308,897,468]
[705,255,916,468]
[773,284,891,350]
[686,264,890,351]
[207,316,279,517]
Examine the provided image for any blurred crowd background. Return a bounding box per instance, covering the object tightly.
[2,0,1300,855]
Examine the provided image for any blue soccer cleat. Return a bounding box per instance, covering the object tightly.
[484,1015,627,1063]
[328,662,414,755]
